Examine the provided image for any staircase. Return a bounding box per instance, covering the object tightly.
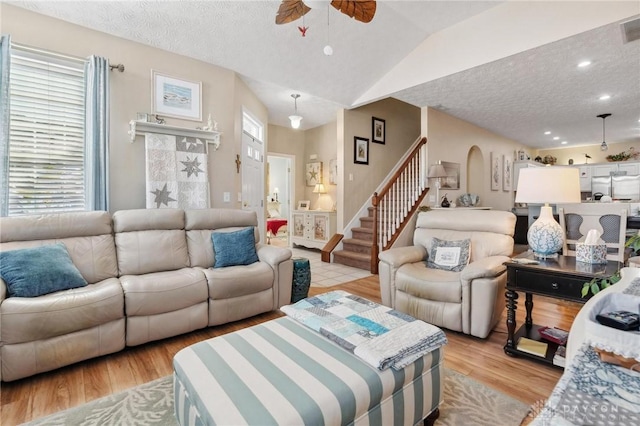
[332,137,430,273]
[333,207,375,270]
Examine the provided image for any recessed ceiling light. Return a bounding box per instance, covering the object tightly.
[578,60,591,67]
[599,94,611,100]
[553,136,560,140]
[561,141,568,145]
[544,131,551,135]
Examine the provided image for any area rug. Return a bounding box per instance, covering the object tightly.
[24,368,529,426]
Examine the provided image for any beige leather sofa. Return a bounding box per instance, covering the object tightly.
[0,208,293,381]
[378,210,516,338]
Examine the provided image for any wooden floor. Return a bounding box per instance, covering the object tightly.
[0,276,581,425]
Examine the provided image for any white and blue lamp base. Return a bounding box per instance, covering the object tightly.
[528,205,563,258]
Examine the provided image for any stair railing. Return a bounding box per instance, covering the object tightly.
[371,137,429,273]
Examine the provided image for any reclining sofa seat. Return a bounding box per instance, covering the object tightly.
[184,209,294,326]
[378,210,516,338]
[0,211,124,381]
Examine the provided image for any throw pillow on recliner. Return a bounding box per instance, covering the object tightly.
[0,243,88,297]
[211,226,259,268]
[427,237,471,272]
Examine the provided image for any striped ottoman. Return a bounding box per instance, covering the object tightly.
[173,317,443,426]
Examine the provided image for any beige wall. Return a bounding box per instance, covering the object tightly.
[537,141,640,167]
[2,5,267,212]
[342,98,421,224]
[426,108,531,212]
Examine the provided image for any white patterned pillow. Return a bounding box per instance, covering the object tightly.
[427,237,471,272]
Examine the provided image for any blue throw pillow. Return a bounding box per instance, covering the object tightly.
[0,243,88,298]
[211,227,259,268]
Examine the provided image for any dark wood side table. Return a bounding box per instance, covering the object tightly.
[503,252,620,366]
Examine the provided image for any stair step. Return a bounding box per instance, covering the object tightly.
[333,250,371,271]
[342,238,373,255]
[359,216,374,229]
[352,227,373,241]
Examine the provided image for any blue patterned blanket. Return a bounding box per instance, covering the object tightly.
[280,290,447,370]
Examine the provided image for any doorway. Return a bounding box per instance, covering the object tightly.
[242,111,265,242]
[267,154,293,247]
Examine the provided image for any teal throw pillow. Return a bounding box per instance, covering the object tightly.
[211,227,259,268]
[427,237,471,272]
[0,243,88,298]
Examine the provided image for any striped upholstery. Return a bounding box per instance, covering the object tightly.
[173,317,443,426]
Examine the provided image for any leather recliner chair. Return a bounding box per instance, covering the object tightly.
[378,209,516,338]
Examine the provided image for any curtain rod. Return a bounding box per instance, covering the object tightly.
[11,41,125,72]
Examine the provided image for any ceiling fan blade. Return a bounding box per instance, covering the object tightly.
[331,0,376,23]
[275,0,311,25]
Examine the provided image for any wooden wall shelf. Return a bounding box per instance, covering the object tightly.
[128,120,221,150]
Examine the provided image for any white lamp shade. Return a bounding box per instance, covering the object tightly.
[428,164,448,178]
[313,183,327,194]
[289,115,302,129]
[515,167,581,204]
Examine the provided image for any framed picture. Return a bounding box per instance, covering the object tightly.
[329,158,337,185]
[491,152,500,191]
[306,161,323,187]
[503,155,513,191]
[297,200,310,211]
[151,70,202,121]
[354,137,369,165]
[440,161,460,190]
[372,117,385,144]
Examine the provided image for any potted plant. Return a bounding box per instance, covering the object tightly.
[582,270,621,298]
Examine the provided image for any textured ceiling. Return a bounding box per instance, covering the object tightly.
[8,1,640,149]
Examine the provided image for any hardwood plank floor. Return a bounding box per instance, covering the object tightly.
[0,276,581,425]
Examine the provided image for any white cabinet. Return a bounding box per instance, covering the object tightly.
[592,164,618,177]
[573,165,591,191]
[619,162,640,175]
[513,161,541,190]
[291,210,336,249]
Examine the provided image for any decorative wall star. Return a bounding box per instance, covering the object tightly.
[150,183,176,208]
[308,169,318,181]
[181,156,204,178]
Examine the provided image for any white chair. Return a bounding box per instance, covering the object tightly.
[558,203,627,262]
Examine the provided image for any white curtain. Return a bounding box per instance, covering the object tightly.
[145,133,209,209]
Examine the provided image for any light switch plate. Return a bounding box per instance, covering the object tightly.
[223,192,230,202]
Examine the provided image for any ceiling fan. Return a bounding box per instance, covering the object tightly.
[275,0,377,25]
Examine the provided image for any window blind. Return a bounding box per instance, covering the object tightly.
[8,50,85,216]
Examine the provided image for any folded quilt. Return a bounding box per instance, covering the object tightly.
[280,290,447,370]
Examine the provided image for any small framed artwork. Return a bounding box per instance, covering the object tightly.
[440,161,460,190]
[329,158,337,185]
[297,200,310,211]
[306,161,323,187]
[372,117,385,144]
[502,155,513,191]
[151,70,202,121]
[491,152,500,191]
[354,137,369,165]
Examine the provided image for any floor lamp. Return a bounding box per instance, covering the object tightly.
[515,166,580,258]
[428,164,448,207]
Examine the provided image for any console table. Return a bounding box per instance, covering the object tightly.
[503,252,621,366]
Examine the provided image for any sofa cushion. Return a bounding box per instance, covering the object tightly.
[427,237,470,272]
[211,227,259,268]
[0,243,88,298]
[397,262,461,304]
[202,261,274,299]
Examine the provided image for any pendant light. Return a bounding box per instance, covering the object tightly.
[598,113,611,151]
[289,94,302,129]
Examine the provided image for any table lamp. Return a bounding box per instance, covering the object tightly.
[428,164,448,207]
[313,183,326,210]
[515,166,580,258]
